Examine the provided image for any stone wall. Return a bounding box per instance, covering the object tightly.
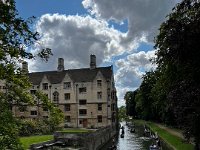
[30,126,117,150]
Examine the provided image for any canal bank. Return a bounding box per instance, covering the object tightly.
[134,120,194,150]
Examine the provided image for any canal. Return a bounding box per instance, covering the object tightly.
[102,122,171,150]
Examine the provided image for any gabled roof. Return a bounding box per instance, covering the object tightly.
[28,66,113,85]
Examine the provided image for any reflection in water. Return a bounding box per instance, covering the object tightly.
[103,122,171,150]
[115,122,152,150]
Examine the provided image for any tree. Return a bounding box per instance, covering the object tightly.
[124,91,137,117]
[155,0,200,148]
[118,106,127,122]
[0,0,63,149]
[134,71,157,120]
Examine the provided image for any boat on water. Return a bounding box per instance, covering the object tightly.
[149,144,160,150]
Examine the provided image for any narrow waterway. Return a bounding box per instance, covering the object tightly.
[102,122,171,150]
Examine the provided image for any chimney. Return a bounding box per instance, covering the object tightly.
[90,54,96,69]
[57,58,64,72]
[22,61,28,74]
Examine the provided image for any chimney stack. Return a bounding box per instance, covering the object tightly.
[90,54,96,69]
[22,61,28,74]
[57,58,64,71]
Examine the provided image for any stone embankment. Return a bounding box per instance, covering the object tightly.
[30,126,117,150]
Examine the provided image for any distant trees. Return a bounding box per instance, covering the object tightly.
[0,0,63,149]
[124,91,137,118]
[118,106,127,122]
[125,0,200,148]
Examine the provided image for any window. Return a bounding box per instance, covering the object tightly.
[98,104,102,111]
[43,107,48,111]
[64,82,71,89]
[64,104,70,111]
[97,92,102,99]
[79,120,83,124]
[30,90,36,94]
[53,91,59,102]
[42,83,48,90]
[79,109,87,116]
[30,111,37,116]
[64,93,70,100]
[79,87,86,94]
[79,99,87,105]
[97,80,102,87]
[111,104,115,111]
[98,115,102,123]
[65,116,71,122]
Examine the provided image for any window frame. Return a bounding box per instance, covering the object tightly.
[98,115,102,123]
[63,82,71,89]
[97,92,102,99]
[79,99,87,105]
[42,83,48,90]
[64,104,70,111]
[64,93,70,100]
[97,80,102,87]
[30,110,37,116]
[79,109,87,116]
[53,91,59,102]
[98,103,102,111]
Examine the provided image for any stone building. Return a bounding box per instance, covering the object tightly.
[1,55,118,128]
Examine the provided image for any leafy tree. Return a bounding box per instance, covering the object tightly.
[118,106,127,122]
[135,71,157,120]
[0,0,63,149]
[150,70,176,125]
[124,91,137,117]
[155,0,200,148]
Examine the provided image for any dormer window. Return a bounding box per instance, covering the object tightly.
[42,83,48,90]
[64,82,71,89]
[97,80,102,87]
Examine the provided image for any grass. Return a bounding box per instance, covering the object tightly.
[134,119,194,150]
[20,135,53,149]
[19,128,92,149]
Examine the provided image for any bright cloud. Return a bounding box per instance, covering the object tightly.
[29,14,140,72]
[114,50,156,105]
[82,0,176,42]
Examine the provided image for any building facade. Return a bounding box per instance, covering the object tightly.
[1,55,118,128]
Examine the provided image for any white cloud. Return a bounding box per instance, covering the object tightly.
[82,0,176,42]
[29,13,139,72]
[114,50,156,106]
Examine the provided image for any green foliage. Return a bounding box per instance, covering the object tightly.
[124,91,137,117]
[135,71,158,120]
[0,0,59,149]
[118,106,127,122]
[154,0,200,147]
[132,1,200,147]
